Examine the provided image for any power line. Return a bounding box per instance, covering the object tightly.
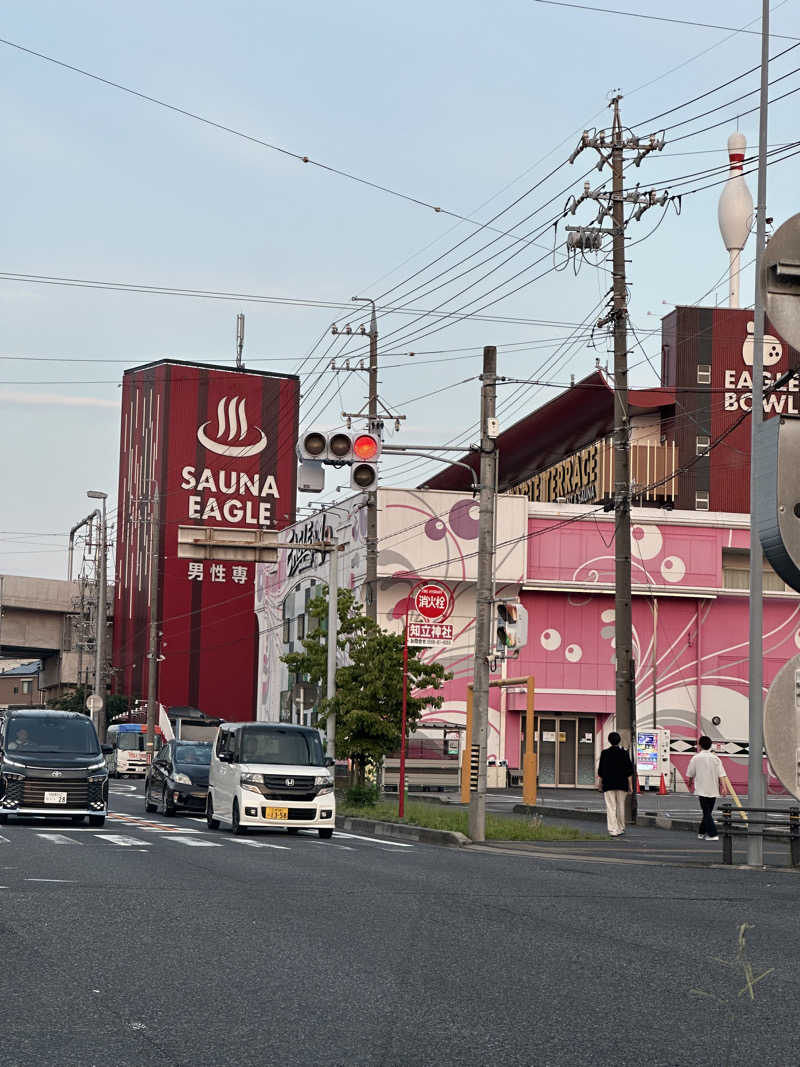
[529,0,800,40]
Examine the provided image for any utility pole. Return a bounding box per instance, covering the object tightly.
[87,490,108,740]
[347,297,380,625]
[566,95,665,825]
[146,487,161,760]
[468,346,497,843]
[747,0,770,866]
[609,95,636,823]
[325,540,339,763]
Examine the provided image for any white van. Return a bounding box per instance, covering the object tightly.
[206,722,335,838]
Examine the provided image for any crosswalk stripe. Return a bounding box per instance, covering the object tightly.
[230,839,290,851]
[97,834,146,847]
[37,833,79,845]
[334,831,414,848]
[167,836,222,847]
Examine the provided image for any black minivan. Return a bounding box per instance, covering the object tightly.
[0,709,109,825]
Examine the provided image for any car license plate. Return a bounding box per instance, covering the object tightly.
[265,807,288,820]
[44,791,68,804]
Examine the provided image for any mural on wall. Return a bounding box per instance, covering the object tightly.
[520,516,800,789]
[375,490,528,759]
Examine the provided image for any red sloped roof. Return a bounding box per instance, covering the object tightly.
[421,371,675,492]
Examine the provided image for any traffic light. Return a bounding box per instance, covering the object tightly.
[296,429,382,492]
[495,600,529,659]
[350,432,381,491]
[297,429,354,463]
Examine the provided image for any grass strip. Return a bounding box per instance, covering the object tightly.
[337,799,606,841]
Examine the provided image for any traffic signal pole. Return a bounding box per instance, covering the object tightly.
[747,0,771,866]
[468,346,497,843]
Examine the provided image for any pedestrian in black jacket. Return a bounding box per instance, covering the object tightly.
[597,732,634,836]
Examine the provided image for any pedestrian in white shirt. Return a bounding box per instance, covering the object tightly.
[685,735,727,841]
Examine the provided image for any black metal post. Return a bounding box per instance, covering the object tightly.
[790,807,800,868]
[721,804,733,865]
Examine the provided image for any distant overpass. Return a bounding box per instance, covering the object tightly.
[0,574,113,697]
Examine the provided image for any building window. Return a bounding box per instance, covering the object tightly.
[695,491,710,510]
[297,615,306,640]
[696,435,710,456]
[697,364,711,384]
[722,548,786,592]
[283,617,292,644]
[21,680,32,695]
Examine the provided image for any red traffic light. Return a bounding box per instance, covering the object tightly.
[353,434,379,461]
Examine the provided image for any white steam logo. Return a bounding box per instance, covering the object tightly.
[197,396,267,457]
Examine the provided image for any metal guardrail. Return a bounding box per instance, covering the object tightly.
[719,804,800,866]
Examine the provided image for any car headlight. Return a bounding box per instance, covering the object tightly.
[87,760,108,772]
[2,757,26,770]
[240,772,264,789]
[172,772,192,786]
[314,775,334,795]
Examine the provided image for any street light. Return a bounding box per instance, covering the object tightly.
[87,490,107,740]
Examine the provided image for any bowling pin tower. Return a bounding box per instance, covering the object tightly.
[717,131,754,309]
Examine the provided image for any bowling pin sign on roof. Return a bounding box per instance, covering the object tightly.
[717,131,753,309]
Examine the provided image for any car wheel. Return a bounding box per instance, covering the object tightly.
[162,786,176,817]
[70,815,85,824]
[318,828,334,840]
[206,795,220,830]
[89,815,105,827]
[231,800,245,836]
[287,827,299,835]
[144,782,157,813]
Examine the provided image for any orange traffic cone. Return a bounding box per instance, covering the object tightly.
[658,774,667,795]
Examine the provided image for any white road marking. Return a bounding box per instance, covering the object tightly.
[333,831,414,848]
[97,834,146,847]
[25,878,76,883]
[230,839,290,851]
[37,833,79,845]
[0,835,10,844]
[168,836,222,847]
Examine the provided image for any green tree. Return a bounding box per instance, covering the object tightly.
[48,685,136,726]
[282,588,451,784]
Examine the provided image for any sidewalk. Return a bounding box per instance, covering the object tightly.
[405,788,800,868]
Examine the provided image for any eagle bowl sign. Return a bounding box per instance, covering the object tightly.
[413,583,451,622]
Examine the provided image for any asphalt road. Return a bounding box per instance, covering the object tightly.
[1,780,799,1067]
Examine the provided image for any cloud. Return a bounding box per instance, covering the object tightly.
[0,390,119,409]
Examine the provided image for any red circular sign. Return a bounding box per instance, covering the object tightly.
[413,583,451,622]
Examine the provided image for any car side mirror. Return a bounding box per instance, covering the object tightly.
[217,752,231,763]
[101,744,113,755]
[324,756,335,767]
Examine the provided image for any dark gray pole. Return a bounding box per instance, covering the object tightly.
[146,487,160,759]
[747,0,770,866]
[468,346,497,843]
[610,95,636,823]
[366,302,379,624]
[94,496,107,740]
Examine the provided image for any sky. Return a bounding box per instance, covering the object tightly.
[1,0,799,579]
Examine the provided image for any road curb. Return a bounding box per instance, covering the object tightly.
[335,815,471,848]
[513,803,609,823]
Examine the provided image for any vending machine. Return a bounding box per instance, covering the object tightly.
[636,728,671,790]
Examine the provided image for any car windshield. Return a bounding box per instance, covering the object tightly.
[117,733,145,751]
[6,717,100,756]
[175,743,211,766]
[240,727,323,766]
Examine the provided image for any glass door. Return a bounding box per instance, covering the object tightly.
[557,719,577,786]
[577,716,597,786]
[538,718,557,786]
